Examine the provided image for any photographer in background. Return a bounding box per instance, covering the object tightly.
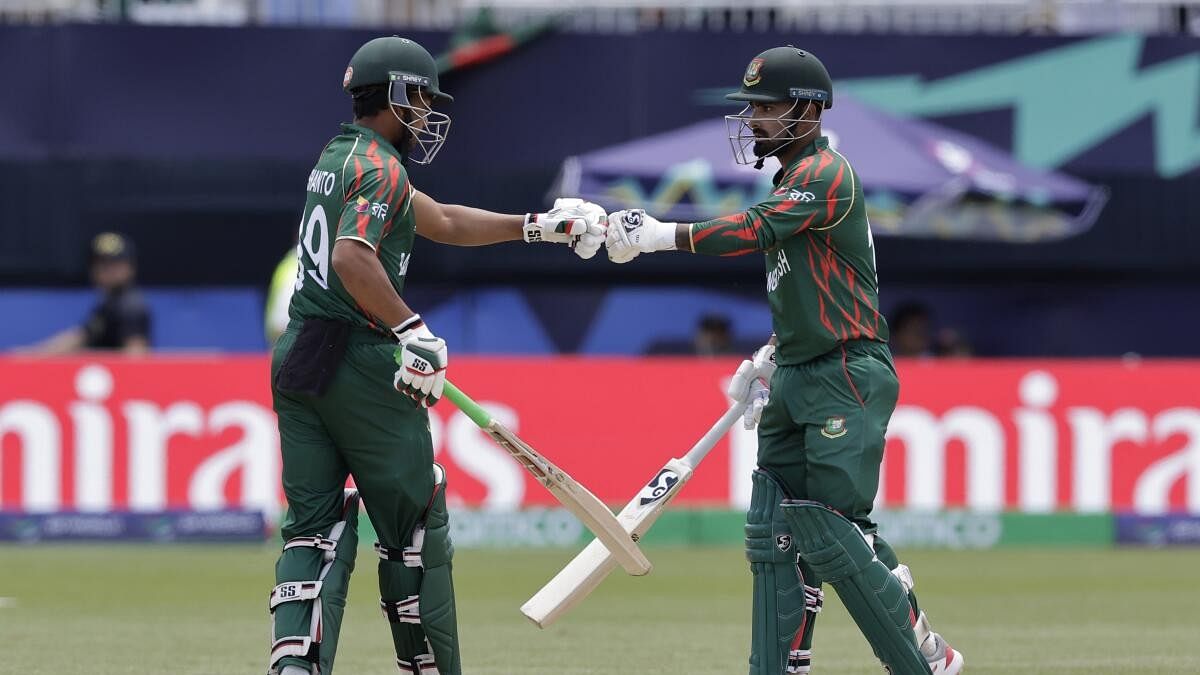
[24,232,151,354]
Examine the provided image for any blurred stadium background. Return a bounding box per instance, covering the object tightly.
[2,1,1200,673]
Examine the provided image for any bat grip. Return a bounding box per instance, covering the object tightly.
[442,380,493,428]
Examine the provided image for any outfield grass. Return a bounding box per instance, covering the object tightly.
[3,545,1199,674]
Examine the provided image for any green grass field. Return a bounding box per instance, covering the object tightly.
[4,545,1200,674]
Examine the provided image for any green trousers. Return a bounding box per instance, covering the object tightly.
[756,340,916,655]
[270,326,443,674]
[757,340,899,532]
[272,327,436,554]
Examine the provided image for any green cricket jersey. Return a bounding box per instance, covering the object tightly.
[689,136,888,365]
[289,123,416,333]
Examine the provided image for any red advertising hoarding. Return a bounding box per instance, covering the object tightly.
[1,356,1197,517]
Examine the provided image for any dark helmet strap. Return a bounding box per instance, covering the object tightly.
[392,104,412,166]
[397,118,411,166]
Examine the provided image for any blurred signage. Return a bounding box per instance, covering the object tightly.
[1114,513,1200,546]
[1,357,1198,516]
[0,510,265,542]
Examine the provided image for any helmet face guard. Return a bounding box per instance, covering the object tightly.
[388,72,451,165]
[724,99,819,166]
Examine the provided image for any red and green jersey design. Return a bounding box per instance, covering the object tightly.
[689,136,888,365]
[289,123,416,333]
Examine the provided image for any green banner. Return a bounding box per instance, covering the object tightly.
[997,512,1113,547]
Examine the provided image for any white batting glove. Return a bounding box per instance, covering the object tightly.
[525,198,607,260]
[726,343,777,430]
[726,360,768,429]
[744,378,770,430]
[563,199,608,260]
[605,209,677,264]
[751,342,777,382]
[392,314,448,408]
[727,360,757,403]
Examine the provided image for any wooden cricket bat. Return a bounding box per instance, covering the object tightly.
[520,400,747,627]
[442,381,652,576]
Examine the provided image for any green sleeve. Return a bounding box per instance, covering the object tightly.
[689,151,856,256]
[335,154,411,250]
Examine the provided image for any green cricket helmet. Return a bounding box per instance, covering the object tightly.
[343,36,452,164]
[726,46,832,107]
[724,46,832,167]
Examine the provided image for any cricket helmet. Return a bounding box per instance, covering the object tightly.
[343,36,452,164]
[343,36,452,101]
[724,46,831,167]
[726,46,832,108]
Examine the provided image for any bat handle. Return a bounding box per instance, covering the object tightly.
[442,380,492,428]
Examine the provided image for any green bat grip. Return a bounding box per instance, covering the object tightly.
[442,381,492,428]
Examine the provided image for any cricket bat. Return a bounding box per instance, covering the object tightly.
[442,381,652,576]
[520,400,747,627]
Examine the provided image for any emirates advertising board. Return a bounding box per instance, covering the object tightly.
[1,356,1198,524]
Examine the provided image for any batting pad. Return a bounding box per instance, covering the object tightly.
[270,489,361,675]
[780,500,931,675]
[376,464,460,675]
[745,470,816,675]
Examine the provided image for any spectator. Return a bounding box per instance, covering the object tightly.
[934,326,973,358]
[646,313,750,356]
[23,232,151,354]
[694,313,737,356]
[890,301,973,358]
[889,302,933,358]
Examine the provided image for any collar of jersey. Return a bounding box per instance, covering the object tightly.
[773,135,829,186]
[340,123,402,157]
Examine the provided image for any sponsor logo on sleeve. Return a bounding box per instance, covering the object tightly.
[355,196,391,220]
[772,187,815,201]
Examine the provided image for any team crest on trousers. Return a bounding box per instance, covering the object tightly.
[821,416,847,439]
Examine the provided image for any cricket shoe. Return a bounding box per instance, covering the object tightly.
[921,632,963,675]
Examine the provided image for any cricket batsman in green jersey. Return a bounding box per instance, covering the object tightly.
[605,47,964,675]
[266,36,607,675]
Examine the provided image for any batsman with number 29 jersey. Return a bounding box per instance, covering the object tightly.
[267,36,609,675]
[605,47,963,675]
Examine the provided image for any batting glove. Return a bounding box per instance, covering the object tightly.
[525,198,608,260]
[727,360,771,430]
[605,209,677,264]
[751,343,777,382]
[392,314,448,408]
[744,378,770,430]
